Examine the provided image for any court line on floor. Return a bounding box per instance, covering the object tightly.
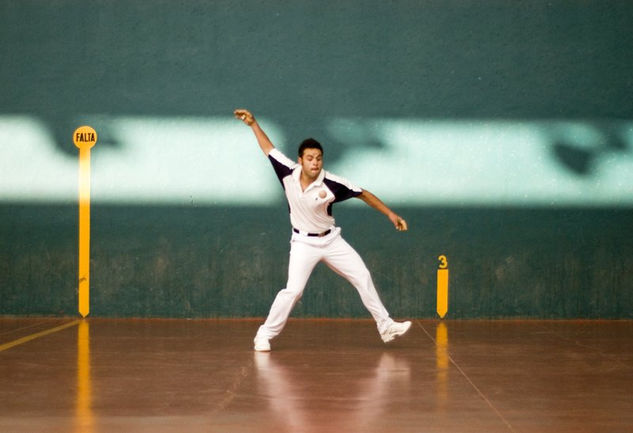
[0,319,81,352]
[0,319,53,337]
[416,320,517,433]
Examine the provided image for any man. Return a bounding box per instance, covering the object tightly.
[234,109,411,352]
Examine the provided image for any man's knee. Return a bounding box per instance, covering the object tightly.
[278,286,303,301]
[349,268,373,289]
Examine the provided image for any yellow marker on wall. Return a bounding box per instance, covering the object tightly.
[437,255,449,318]
[74,126,97,318]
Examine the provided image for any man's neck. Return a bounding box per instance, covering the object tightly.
[300,171,317,191]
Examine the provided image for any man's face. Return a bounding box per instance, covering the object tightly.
[298,148,323,180]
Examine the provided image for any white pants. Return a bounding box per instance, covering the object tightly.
[256,228,394,340]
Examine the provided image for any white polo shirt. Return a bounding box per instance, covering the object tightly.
[268,148,362,234]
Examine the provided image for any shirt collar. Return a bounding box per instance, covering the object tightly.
[293,166,325,190]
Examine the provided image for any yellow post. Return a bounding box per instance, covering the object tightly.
[74,126,97,318]
[437,255,449,319]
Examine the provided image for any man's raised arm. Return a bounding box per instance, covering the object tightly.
[234,109,275,156]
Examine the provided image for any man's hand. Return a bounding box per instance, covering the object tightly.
[234,109,255,126]
[390,213,408,232]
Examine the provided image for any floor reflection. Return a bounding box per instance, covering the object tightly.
[254,351,411,432]
[75,319,94,433]
[435,322,449,408]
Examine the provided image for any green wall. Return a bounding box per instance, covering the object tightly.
[1,0,632,318]
[2,204,631,318]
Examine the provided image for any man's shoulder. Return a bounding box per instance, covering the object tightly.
[268,148,297,183]
[323,170,362,193]
[269,148,298,169]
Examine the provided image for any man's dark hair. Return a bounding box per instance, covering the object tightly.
[298,138,323,157]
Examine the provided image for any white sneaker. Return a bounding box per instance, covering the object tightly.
[381,321,412,343]
[254,337,271,352]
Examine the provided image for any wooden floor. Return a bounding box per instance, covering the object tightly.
[1,318,632,433]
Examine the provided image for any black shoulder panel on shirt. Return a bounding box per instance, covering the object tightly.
[324,178,362,203]
[268,154,293,187]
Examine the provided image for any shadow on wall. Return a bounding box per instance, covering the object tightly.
[548,122,631,176]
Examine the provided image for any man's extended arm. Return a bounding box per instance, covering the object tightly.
[358,189,408,231]
[234,109,274,156]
